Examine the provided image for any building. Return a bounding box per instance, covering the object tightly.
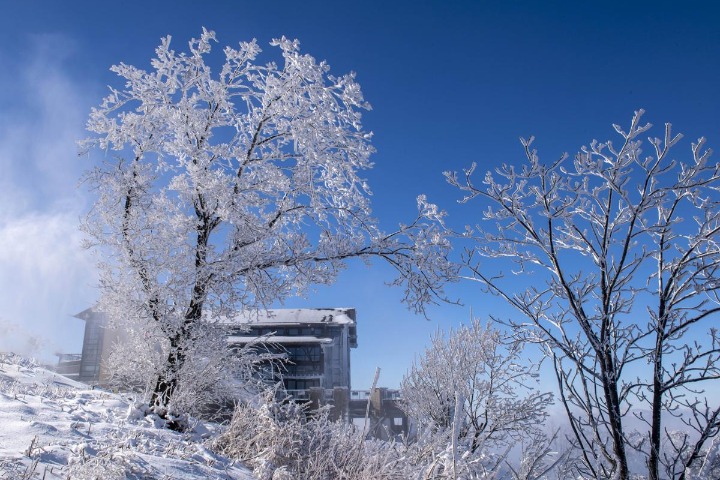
[54,353,82,381]
[60,307,357,399]
[226,308,356,399]
[349,388,410,440]
[54,308,113,385]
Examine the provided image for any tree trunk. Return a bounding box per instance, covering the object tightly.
[601,352,630,480]
[149,206,214,414]
[150,299,203,413]
[150,329,186,411]
[648,334,664,480]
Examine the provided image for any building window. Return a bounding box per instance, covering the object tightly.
[285,345,322,363]
[285,364,322,376]
[285,379,320,390]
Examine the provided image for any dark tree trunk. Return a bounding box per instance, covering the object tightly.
[150,299,204,412]
[601,352,630,480]
[150,331,186,411]
[648,332,664,480]
[148,194,216,428]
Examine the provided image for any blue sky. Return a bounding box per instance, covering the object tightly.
[1,1,719,389]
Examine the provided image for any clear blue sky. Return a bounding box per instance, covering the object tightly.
[1,1,719,389]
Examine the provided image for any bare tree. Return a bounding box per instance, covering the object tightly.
[400,319,552,455]
[81,29,455,416]
[445,110,720,479]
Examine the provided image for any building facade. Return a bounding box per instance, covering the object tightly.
[55,308,113,385]
[62,307,357,400]
[226,308,357,401]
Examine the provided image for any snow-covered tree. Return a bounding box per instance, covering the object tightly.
[400,319,552,454]
[81,29,455,416]
[445,110,720,480]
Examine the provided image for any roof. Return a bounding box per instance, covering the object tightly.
[73,307,104,323]
[223,308,356,326]
[227,335,333,345]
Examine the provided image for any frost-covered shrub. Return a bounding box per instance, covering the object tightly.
[165,324,266,419]
[395,424,564,479]
[211,390,404,479]
[103,311,166,397]
[63,438,142,480]
[65,455,130,480]
[102,306,265,421]
[400,320,551,450]
[210,390,562,480]
[396,319,564,478]
[693,436,720,479]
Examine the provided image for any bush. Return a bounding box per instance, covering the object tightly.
[211,390,403,479]
[210,390,565,479]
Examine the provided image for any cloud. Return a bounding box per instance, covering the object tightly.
[0,211,97,357]
[0,34,98,362]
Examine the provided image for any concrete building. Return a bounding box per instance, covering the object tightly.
[225,308,357,400]
[54,308,113,385]
[60,307,357,399]
[349,388,410,440]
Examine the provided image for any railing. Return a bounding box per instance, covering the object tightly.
[282,372,323,379]
[284,389,339,401]
[350,389,402,400]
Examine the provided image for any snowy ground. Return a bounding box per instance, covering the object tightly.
[0,353,255,479]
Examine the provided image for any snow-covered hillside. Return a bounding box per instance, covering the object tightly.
[0,353,254,479]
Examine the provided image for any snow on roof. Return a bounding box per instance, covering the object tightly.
[76,306,357,328]
[224,308,356,326]
[227,335,333,345]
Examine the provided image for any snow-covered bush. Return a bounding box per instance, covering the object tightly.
[393,320,568,478]
[65,450,131,480]
[102,308,166,397]
[211,390,403,479]
[401,320,552,450]
[211,388,564,479]
[101,302,266,422]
